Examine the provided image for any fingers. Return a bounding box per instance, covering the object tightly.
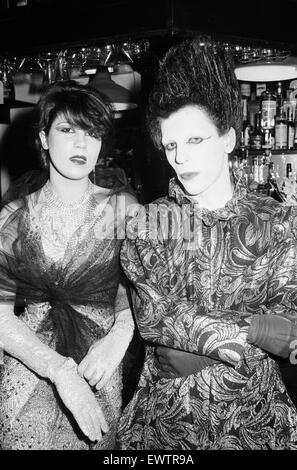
[95,404,109,433]
[72,409,100,442]
[78,354,101,380]
[156,347,174,368]
[156,354,169,365]
[155,346,168,355]
[78,361,104,387]
[88,407,103,442]
[88,370,103,387]
[95,371,109,390]
[77,358,87,378]
[155,346,173,362]
[73,403,109,442]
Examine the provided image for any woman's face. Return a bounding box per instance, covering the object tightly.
[39,114,102,180]
[160,105,236,200]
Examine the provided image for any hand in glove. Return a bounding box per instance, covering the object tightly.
[155,345,218,378]
[78,308,134,390]
[0,305,108,442]
[247,313,297,358]
[52,358,109,442]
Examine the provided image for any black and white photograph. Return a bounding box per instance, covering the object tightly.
[1,0,297,458]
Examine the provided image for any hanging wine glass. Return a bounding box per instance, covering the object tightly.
[65,49,84,79]
[13,55,44,103]
[55,50,68,81]
[17,55,44,74]
[7,56,23,75]
[127,40,150,60]
[82,47,101,75]
[39,51,59,83]
[100,44,113,69]
[104,43,133,70]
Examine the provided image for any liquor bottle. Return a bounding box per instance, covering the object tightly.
[250,112,262,150]
[275,105,288,150]
[261,90,276,131]
[287,163,293,179]
[238,131,247,163]
[267,162,283,202]
[276,81,283,113]
[248,92,261,136]
[256,83,266,99]
[243,121,250,148]
[240,82,251,142]
[262,129,273,151]
[287,107,295,149]
[255,154,270,195]
[293,111,297,149]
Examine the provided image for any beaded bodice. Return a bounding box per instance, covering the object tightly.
[38,180,96,263]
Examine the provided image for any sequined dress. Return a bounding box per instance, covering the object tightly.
[0,179,131,450]
[118,175,297,450]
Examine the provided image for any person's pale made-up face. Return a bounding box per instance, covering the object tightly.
[39,115,102,180]
[161,105,236,201]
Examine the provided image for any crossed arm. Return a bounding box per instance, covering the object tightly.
[121,218,297,372]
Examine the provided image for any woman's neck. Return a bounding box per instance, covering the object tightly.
[48,171,90,204]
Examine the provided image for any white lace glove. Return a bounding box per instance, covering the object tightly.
[0,303,108,442]
[50,357,108,442]
[78,308,134,390]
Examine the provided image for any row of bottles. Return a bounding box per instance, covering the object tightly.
[232,148,297,203]
[240,80,297,151]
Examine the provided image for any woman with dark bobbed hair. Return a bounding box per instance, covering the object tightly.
[0,80,138,449]
[117,38,297,449]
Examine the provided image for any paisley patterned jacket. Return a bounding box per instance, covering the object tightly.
[118,174,297,450]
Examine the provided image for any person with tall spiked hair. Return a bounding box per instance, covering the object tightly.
[117,38,297,450]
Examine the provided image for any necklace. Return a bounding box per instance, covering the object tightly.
[43,179,94,209]
[39,179,96,262]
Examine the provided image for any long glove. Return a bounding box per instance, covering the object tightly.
[155,345,218,378]
[78,308,134,390]
[51,357,108,441]
[0,303,108,442]
[247,313,297,358]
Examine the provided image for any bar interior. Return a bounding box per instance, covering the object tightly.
[1,0,297,205]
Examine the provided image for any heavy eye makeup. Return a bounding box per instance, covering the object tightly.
[163,135,211,151]
[163,142,177,152]
[187,136,211,144]
[55,123,74,133]
[55,123,100,140]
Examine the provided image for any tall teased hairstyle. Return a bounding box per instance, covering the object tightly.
[35,80,114,170]
[147,37,242,150]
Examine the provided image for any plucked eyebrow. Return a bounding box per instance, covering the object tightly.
[161,139,175,146]
[162,135,212,145]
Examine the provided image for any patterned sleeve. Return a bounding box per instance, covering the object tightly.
[120,206,254,368]
[264,205,297,316]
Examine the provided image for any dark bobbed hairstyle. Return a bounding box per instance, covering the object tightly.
[147,37,242,150]
[35,80,114,170]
